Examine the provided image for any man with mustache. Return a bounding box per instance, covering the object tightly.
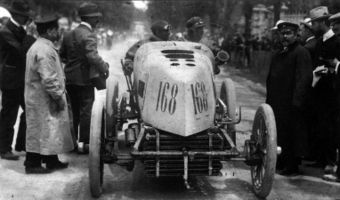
[266,21,313,175]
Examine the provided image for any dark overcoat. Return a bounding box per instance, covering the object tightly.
[266,41,313,157]
[60,24,108,86]
[0,20,35,90]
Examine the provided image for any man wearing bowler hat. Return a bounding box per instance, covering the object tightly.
[60,2,109,153]
[266,21,313,175]
[309,6,340,175]
[0,0,35,160]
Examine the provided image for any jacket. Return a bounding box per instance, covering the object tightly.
[25,37,74,155]
[0,20,35,90]
[60,24,108,86]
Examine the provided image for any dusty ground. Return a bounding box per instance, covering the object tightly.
[0,39,340,200]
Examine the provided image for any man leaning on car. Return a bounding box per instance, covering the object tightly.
[60,2,109,154]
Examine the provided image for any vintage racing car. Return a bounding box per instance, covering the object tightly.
[89,41,279,198]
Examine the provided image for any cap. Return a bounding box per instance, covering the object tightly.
[271,20,285,30]
[186,16,205,29]
[300,17,312,29]
[151,20,171,33]
[278,21,299,31]
[78,2,102,17]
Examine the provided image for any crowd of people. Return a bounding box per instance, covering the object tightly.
[0,0,109,174]
[0,0,339,185]
[0,0,222,175]
[266,6,340,183]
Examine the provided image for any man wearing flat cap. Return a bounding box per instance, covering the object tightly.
[266,21,313,175]
[123,20,171,75]
[0,0,35,160]
[60,2,109,153]
[183,16,205,42]
[24,14,74,174]
[309,6,340,176]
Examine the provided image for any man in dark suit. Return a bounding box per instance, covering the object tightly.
[266,22,313,175]
[60,2,109,153]
[0,0,35,160]
[310,6,340,175]
[316,10,340,183]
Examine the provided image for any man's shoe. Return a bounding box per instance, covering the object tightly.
[0,151,19,160]
[322,174,340,183]
[14,145,25,152]
[77,142,89,154]
[46,161,69,170]
[25,166,52,174]
[324,165,336,174]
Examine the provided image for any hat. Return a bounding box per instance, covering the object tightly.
[151,20,171,33]
[329,12,340,24]
[300,18,312,29]
[34,13,59,24]
[8,0,30,17]
[278,21,299,31]
[310,6,331,21]
[186,16,205,29]
[271,20,285,30]
[78,2,102,17]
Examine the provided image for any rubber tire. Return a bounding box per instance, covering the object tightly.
[89,98,105,198]
[220,78,237,143]
[251,103,277,199]
[106,77,119,137]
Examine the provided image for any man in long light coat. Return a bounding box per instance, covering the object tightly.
[24,14,74,174]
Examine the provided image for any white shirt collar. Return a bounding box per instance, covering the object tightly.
[323,29,335,42]
[306,36,315,43]
[10,17,21,28]
[80,21,92,31]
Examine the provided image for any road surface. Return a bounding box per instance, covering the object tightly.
[0,38,339,200]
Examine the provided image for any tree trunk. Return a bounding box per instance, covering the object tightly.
[273,0,281,24]
[243,0,254,39]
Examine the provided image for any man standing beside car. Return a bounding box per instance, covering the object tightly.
[60,2,109,153]
[0,0,35,160]
[24,14,74,174]
[266,21,313,175]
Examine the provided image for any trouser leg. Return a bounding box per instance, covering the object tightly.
[15,93,26,151]
[43,154,59,165]
[0,89,21,153]
[24,152,42,168]
[79,86,94,144]
[66,85,80,141]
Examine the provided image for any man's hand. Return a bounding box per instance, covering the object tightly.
[325,58,340,68]
[103,62,110,79]
[312,65,328,87]
[56,97,66,111]
[123,60,133,76]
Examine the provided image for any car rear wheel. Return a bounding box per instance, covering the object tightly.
[220,78,237,143]
[89,98,105,198]
[251,103,277,199]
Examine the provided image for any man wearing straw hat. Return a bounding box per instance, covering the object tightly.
[309,6,340,176]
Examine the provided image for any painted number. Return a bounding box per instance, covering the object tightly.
[191,82,208,114]
[156,82,178,115]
